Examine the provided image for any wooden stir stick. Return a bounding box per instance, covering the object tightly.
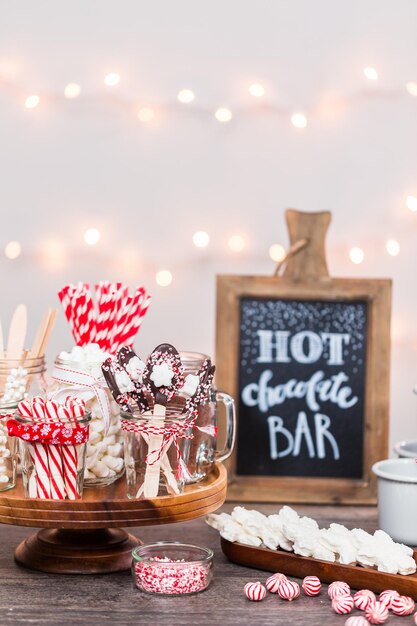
[0,320,4,359]
[31,309,58,358]
[6,304,27,360]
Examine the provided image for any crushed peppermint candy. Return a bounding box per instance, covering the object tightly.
[134,556,211,595]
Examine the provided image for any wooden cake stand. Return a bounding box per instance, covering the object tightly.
[0,463,227,575]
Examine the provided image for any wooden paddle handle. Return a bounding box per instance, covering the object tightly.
[283,209,331,281]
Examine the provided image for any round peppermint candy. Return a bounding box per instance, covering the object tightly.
[391,594,415,616]
[266,572,287,594]
[365,601,389,624]
[345,618,371,626]
[354,589,376,611]
[277,579,300,601]
[378,589,400,610]
[244,581,266,602]
[302,575,321,596]
[332,594,354,615]
[414,610,417,625]
[328,581,351,599]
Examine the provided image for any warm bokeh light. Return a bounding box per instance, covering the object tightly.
[177,89,195,104]
[4,241,21,259]
[64,83,81,99]
[406,82,417,97]
[406,195,417,212]
[156,270,173,287]
[291,113,307,128]
[104,73,120,87]
[40,239,67,270]
[349,247,364,264]
[192,231,210,248]
[84,228,101,246]
[386,239,400,257]
[248,83,265,97]
[215,107,232,122]
[138,107,155,122]
[269,243,286,263]
[117,248,141,276]
[25,95,40,109]
[363,67,378,81]
[228,235,246,252]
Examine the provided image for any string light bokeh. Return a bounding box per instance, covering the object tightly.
[0,0,416,453]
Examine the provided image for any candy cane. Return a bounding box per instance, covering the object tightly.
[18,400,33,418]
[31,441,51,499]
[58,404,80,499]
[29,400,53,499]
[45,401,66,500]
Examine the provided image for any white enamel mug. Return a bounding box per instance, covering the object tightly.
[372,458,417,545]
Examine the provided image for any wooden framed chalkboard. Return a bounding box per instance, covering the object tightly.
[216,210,391,504]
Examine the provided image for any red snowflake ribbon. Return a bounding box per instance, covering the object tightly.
[7,419,90,445]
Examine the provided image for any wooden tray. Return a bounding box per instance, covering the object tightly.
[0,463,227,574]
[221,537,417,599]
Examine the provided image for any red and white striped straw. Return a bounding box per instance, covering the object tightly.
[58,282,150,352]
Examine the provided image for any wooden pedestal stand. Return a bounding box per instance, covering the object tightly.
[0,463,227,575]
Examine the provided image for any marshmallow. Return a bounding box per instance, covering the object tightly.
[91,460,111,478]
[206,505,416,575]
[56,345,125,485]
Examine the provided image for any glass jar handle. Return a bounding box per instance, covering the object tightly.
[214,391,236,463]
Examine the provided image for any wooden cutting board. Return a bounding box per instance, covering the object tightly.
[221,537,417,599]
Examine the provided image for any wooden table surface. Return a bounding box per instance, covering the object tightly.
[0,504,412,625]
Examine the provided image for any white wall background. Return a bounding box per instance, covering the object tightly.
[0,0,416,451]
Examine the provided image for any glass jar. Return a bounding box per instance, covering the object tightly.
[51,355,124,487]
[0,403,18,492]
[121,409,192,499]
[180,352,236,483]
[132,542,213,595]
[15,412,91,499]
[0,356,47,406]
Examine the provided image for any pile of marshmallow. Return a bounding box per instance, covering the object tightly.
[1,366,28,405]
[59,344,111,379]
[0,421,12,486]
[207,505,416,576]
[58,345,124,483]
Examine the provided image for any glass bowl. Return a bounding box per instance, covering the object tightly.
[132,542,213,595]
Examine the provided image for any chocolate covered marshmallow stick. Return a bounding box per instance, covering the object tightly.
[142,344,184,498]
[102,351,180,495]
[116,347,181,495]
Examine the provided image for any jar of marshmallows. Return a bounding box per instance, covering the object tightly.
[50,344,124,487]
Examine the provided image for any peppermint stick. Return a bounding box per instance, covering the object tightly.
[18,400,38,497]
[61,399,83,499]
[44,400,66,500]
[30,399,52,499]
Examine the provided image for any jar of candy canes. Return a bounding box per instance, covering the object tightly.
[51,345,124,487]
[11,409,91,500]
[0,356,47,406]
[0,403,18,492]
[179,352,236,483]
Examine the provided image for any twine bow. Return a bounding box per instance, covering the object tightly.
[121,412,196,481]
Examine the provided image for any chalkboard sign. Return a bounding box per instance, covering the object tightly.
[237,298,367,479]
[216,272,391,506]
